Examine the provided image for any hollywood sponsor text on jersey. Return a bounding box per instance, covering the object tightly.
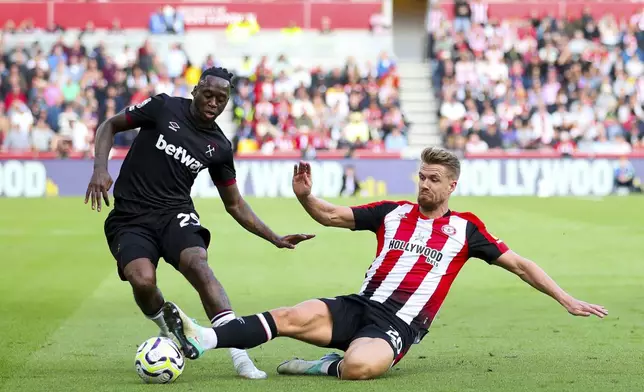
[155,134,205,174]
[388,237,444,268]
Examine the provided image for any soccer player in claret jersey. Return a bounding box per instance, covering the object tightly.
[161,146,608,380]
[84,67,314,379]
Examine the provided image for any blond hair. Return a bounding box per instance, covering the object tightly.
[421,147,461,180]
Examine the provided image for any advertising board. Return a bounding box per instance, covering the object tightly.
[0,157,640,198]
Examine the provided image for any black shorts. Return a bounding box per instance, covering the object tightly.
[320,294,419,367]
[104,208,211,281]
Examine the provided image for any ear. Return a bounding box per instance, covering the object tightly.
[449,180,458,194]
[191,86,197,97]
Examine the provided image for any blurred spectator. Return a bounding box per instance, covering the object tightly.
[166,43,188,79]
[369,12,391,35]
[384,127,407,151]
[31,115,56,152]
[426,2,445,60]
[554,130,576,157]
[2,119,29,151]
[59,113,91,153]
[320,17,333,35]
[376,51,395,79]
[226,17,260,43]
[340,165,361,197]
[453,0,472,33]
[432,8,644,154]
[282,21,302,37]
[0,103,8,144]
[149,6,185,35]
[465,132,488,153]
[613,156,640,194]
[342,112,370,148]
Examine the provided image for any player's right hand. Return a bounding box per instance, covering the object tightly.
[85,167,113,212]
[564,297,608,318]
[292,161,312,197]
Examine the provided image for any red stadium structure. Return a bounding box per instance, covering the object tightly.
[0,1,640,31]
[0,0,381,30]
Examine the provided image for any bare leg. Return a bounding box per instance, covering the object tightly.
[177,247,232,317]
[338,338,394,380]
[123,258,169,337]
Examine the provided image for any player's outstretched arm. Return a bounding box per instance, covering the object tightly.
[292,161,356,229]
[217,182,315,249]
[493,251,609,318]
[85,112,135,212]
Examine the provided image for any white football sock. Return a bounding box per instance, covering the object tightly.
[200,327,219,350]
[147,307,169,333]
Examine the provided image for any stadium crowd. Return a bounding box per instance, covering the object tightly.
[429,3,644,154]
[0,29,408,156]
[228,52,408,155]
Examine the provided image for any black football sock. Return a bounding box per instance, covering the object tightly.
[325,359,343,378]
[213,312,277,349]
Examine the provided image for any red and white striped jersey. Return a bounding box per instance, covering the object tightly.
[351,200,509,336]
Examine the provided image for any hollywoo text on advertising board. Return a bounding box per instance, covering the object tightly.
[0,157,641,198]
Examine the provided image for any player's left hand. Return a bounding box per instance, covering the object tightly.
[564,298,608,318]
[274,234,316,249]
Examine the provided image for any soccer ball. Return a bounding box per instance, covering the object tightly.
[134,337,185,384]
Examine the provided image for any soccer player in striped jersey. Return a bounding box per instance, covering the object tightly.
[162,146,608,380]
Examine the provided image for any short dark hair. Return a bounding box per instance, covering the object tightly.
[200,66,235,88]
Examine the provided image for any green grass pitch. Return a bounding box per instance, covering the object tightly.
[0,196,642,392]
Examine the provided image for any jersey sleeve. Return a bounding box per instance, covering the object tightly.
[209,148,237,187]
[350,201,400,232]
[124,94,168,127]
[462,212,510,264]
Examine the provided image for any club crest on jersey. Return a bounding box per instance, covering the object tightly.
[155,134,204,174]
[168,121,180,132]
[206,145,215,157]
[441,225,457,236]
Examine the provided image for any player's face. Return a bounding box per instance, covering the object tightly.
[191,76,230,122]
[417,163,457,210]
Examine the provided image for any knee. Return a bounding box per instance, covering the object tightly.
[181,247,208,265]
[179,247,210,276]
[340,358,380,381]
[125,261,157,291]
